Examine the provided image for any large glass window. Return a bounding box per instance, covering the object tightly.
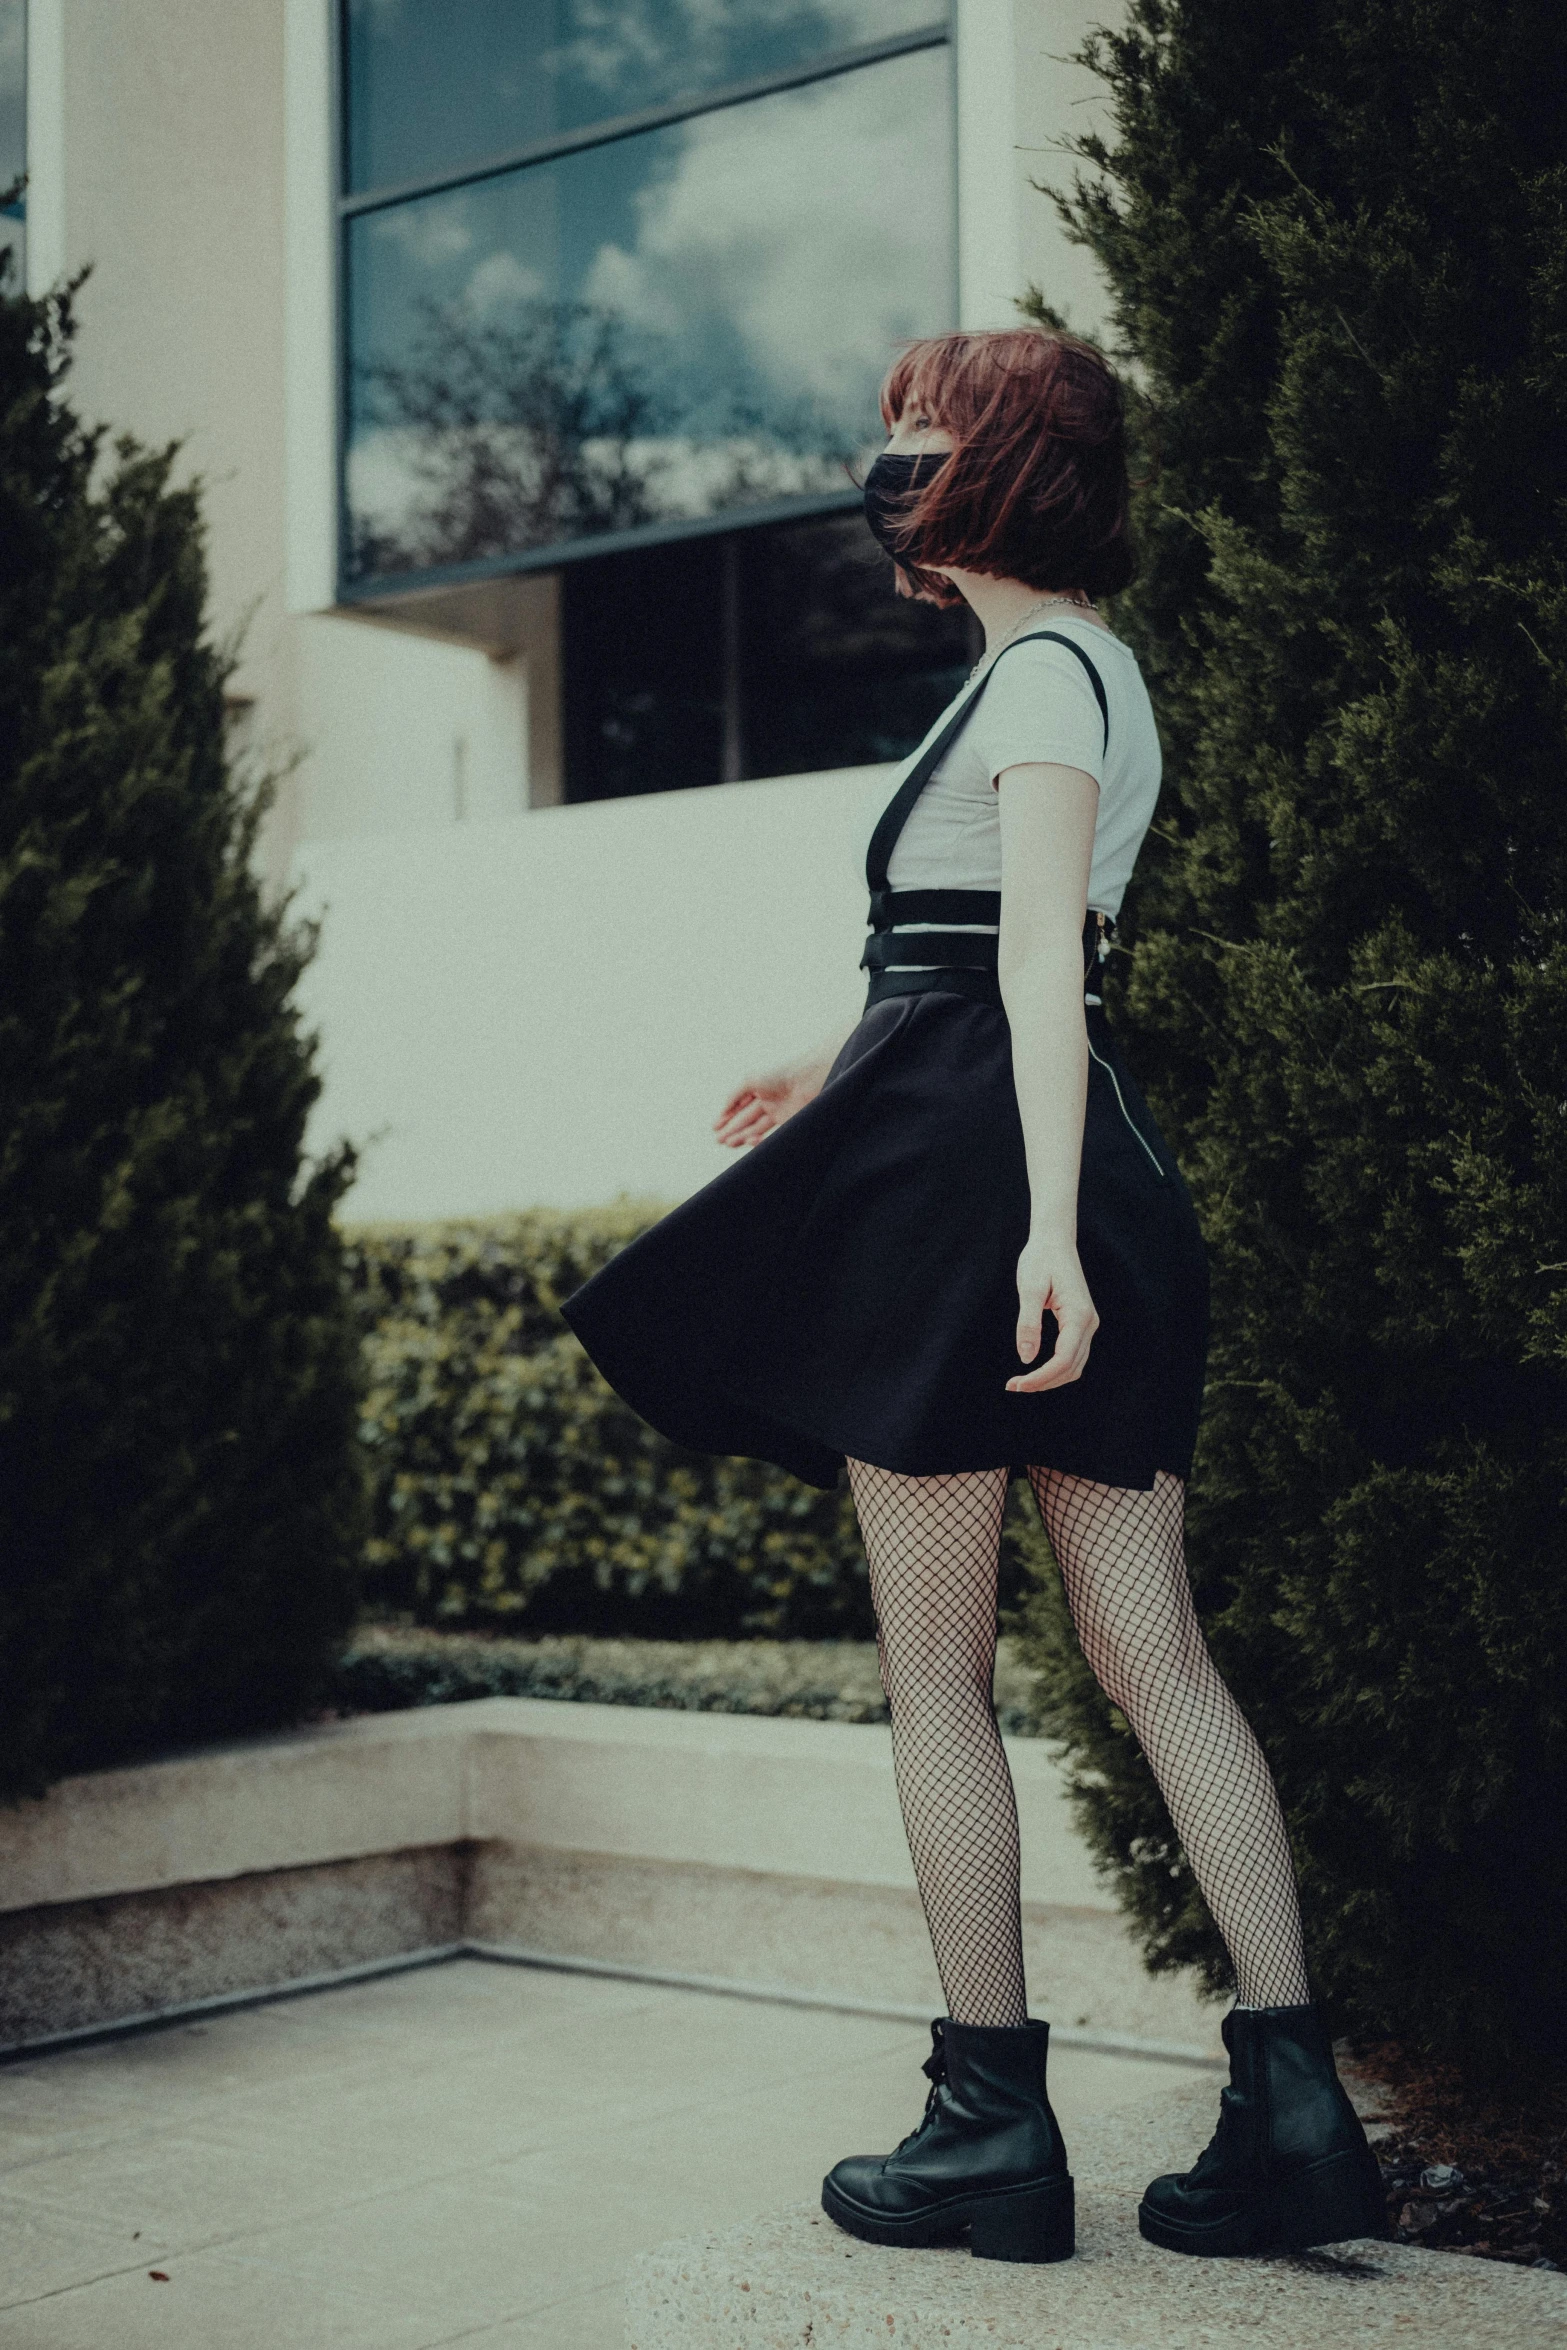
[0,0,24,287]
[344,0,942,195]
[339,2,953,587]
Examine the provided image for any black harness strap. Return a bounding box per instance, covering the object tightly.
[861,629,1111,1007]
[868,887,1002,929]
[863,629,1110,901]
[862,929,1001,973]
[866,967,1008,1007]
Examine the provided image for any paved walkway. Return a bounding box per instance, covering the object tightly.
[0,1957,1195,2349]
[631,2081,1566,2350]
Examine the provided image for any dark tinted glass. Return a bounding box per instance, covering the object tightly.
[344,0,944,194]
[0,0,23,285]
[344,45,953,581]
[563,535,723,801]
[738,511,974,776]
[562,510,975,801]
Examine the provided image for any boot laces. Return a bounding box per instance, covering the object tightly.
[890,2022,949,2159]
[1188,2084,1245,2183]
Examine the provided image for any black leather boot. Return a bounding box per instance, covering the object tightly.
[1139,2004,1388,2256]
[822,2017,1074,2263]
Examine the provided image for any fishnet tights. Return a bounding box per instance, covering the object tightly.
[847,1461,1311,2028]
[849,1465,1027,2027]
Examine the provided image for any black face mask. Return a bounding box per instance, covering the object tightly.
[863,451,948,561]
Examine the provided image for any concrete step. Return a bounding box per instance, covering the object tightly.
[628,2079,1567,2349]
[0,1699,1220,2059]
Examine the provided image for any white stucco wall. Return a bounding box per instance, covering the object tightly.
[293,763,887,1218]
[29,0,291,707]
[291,616,530,840]
[283,0,1129,1223]
[35,0,1125,1223]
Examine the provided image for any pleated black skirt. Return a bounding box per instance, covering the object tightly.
[562,990,1209,1492]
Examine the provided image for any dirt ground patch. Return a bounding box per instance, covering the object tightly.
[1360,2042,1564,2272]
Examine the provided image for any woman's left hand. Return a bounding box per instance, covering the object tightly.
[1006,1230,1099,1392]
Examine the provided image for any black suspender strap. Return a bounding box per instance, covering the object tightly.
[864,629,1110,898]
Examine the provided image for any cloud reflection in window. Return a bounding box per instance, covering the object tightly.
[345,0,945,192]
[345,45,954,580]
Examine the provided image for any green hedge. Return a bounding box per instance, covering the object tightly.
[343,1209,877,1638]
[0,270,365,1797]
[1017,0,1567,2083]
[330,1625,1043,1732]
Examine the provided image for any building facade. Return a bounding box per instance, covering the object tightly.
[19,0,1118,1217]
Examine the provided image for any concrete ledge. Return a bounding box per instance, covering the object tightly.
[469,1849,1218,2055]
[628,2082,1567,2350]
[0,1848,467,2047]
[0,1698,1111,1916]
[468,1703,1106,1904]
[0,1706,470,1912]
[0,1701,1222,2055]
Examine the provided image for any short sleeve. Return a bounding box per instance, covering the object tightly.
[964,637,1109,788]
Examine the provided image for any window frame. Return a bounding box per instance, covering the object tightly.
[0,0,25,283]
[331,2,956,606]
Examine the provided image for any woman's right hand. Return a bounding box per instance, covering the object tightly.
[714,1051,834,1149]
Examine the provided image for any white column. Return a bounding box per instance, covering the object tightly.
[23,0,65,295]
[284,0,337,614]
[955,0,1125,344]
[954,0,1024,331]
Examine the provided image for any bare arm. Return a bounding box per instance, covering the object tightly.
[714,1026,855,1149]
[996,761,1101,1393]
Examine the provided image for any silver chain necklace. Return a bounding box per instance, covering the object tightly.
[968,594,1097,682]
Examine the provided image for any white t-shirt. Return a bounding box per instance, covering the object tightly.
[884,616,1161,921]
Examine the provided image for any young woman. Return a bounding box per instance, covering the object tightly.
[564,328,1384,2268]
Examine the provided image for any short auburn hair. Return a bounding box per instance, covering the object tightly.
[877,328,1135,604]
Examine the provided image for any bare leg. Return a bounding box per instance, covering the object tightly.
[1029,1468,1311,2008]
[847,1461,1027,2027]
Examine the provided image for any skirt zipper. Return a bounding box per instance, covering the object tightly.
[1086,1031,1167,1180]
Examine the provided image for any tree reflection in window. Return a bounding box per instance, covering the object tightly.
[341,33,953,585]
[350,299,664,577]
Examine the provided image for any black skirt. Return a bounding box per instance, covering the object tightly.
[562,989,1209,1492]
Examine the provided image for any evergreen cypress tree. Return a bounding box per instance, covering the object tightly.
[0,263,365,1796]
[1016,0,1567,2080]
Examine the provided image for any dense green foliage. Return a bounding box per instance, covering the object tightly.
[332,1624,1022,1733]
[348,1210,876,1638]
[0,269,365,1797]
[1013,0,1567,2080]
[332,1624,1042,1731]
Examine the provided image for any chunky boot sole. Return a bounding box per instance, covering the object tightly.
[822,2172,1075,2264]
[1138,2147,1389,2258]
